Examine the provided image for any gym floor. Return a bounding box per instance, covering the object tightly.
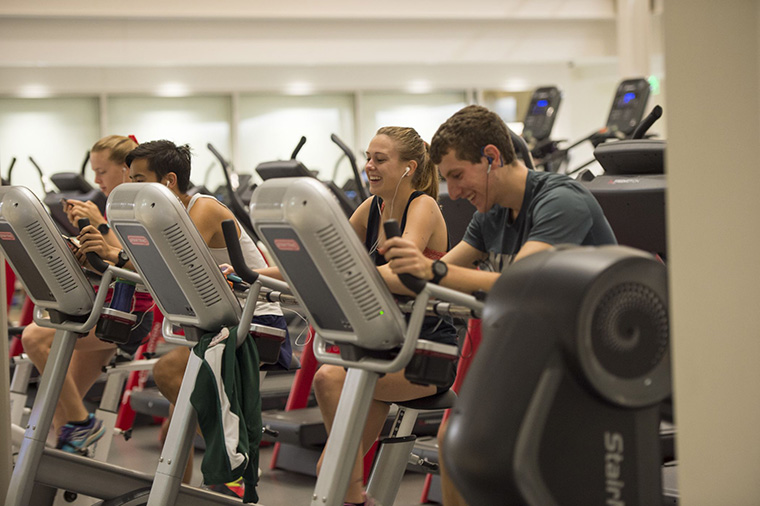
[107,420,432,505]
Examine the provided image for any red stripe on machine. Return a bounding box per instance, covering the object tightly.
[127,235,150,246]
[0,231,15,241]
[274,239,300,251]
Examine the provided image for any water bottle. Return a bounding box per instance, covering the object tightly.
[95,278,137,344]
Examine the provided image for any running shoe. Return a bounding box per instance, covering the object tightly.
[56,413,105,455]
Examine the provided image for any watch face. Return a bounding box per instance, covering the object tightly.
[433,260,448,279]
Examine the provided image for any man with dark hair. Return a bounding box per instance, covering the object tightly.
[81,139,291,497]
[380,105,617,505]
[125,139,193,193]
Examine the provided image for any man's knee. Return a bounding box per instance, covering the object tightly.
[153,347,189,398]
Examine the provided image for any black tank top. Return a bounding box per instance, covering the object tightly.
[363,191,457,348]
[365,191,449,265]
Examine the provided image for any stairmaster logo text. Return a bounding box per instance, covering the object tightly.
[605,431,625,505]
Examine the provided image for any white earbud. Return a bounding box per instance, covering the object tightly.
[403,167,411,177]
[165,180,170,187]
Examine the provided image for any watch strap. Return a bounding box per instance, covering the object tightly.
[115,250,128,268]
[431,259,448,285]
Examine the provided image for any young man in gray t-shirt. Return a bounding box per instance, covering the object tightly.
[380,105,617,506]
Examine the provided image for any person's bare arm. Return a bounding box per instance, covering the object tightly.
[381,238,554,295]
[395,196,441,252]
[76,225,132,270]
[255,266,284,281]
[65,199,122,249]
[381,238,499,294]
[187,198,230,248]
[513,240,553,262]
[188,198,286,282]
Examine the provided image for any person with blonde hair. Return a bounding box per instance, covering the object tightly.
[313,126,457,506]
[21,134,155,454]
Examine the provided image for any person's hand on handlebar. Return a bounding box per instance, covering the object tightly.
[64,199,106,228]
[76,225,119,268]
[379,236,434,281]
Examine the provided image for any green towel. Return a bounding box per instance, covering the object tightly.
[190,326,262,503]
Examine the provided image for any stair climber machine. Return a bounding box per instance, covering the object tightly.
[246,176,484,506]
[537,78,652,175]
[0,183,284,506]
[443,244,677,505]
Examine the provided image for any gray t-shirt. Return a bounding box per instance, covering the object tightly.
[462,170,617,272]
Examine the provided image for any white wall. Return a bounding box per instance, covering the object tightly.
[106,96,232,190]
[665,1,760,503]
[0,97,100,195]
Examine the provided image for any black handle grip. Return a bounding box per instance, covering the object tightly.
[290,136,307,160]
[221,219,259,284]
[77,218,109,273]
[6,157,16,183]
[631,105,663,140]
[80,150,90,177]
[383,219,426,294]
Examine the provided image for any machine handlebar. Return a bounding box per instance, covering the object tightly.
[383,219,427,295]
[221,219,260,284]
[77,218,110,273]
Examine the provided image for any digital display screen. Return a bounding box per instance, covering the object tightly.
[618,92,636,107]
[531,99,549,115]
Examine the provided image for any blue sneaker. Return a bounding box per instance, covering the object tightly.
[57,414,105,455]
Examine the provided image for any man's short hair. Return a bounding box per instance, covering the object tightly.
[126,140,192,193]
[430,105,516,166]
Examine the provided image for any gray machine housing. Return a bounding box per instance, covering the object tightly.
[250,176,407,351]
[0,186,95,317]
[107,183,241,338]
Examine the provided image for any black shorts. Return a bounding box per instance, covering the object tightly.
[115,310,155,357]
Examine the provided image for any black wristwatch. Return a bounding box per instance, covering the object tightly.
[430,260,448,285]
[97,223,110,235]
[115,250,129,268]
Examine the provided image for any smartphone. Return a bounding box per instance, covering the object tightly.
[62,234,80,254]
